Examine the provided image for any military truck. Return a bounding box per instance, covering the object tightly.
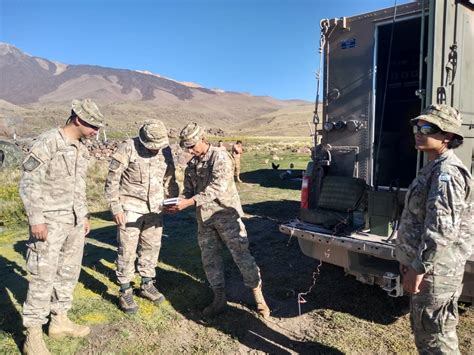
[0,139,23,169]
[279,0,474,302]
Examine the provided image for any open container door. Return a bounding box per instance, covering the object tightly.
[426,0,474,172]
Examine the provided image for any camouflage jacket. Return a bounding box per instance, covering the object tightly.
[395,150,473,287]
[19,128,90,225]
[183,145,243,222]
[104,138,179,215]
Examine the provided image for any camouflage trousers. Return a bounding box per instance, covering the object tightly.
[410,289,461,355]
[23,215,85,327]
[116,211,163,285]
[233,158,241,178]
[197,210,261,289]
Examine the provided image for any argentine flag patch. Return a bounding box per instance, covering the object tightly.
[439,173,451,182]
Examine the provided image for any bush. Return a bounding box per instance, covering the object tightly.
[0,168,27,226]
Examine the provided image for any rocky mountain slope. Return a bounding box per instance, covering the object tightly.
[0,43,314,137]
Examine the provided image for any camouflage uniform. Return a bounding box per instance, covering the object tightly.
[19,100,104,328]
[395,104,473,354]
[232,143,242,180]
[105,121,178,285]
[183,144,260,289]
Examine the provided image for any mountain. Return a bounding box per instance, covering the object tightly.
[0,43,314,137]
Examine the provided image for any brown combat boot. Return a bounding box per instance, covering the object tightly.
[202,287,227,317]
[48,312,90,339]
[119,287,139,314]
[23,327,50,355]
[252,285,270,319]
[139,281,166,304]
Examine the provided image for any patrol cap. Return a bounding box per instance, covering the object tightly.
[71,99,105,128]
[411,104,463,139]
[139,120,169,150]
[179,122,204,148]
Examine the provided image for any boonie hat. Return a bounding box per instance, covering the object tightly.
[411,104,463,139]
[139,120,169,150]
[179,122,204,148]
[71,99,105,128]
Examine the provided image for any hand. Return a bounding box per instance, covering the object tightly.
[31,224,48,240]
[162,206,178,214]
[113,212,126,227]
[84,218,91,236]
[401,266,425,294]
[166,198,195,213]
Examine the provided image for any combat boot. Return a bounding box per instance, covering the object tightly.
[119,287,138,314]
[202,287,227,317]
[252,285,270,319]
[48,312,90,339]
[139,281,166,304]
[23,327,50,355]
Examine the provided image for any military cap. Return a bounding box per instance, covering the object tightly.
[179,122,204,148]
[411,104,463,139]
[71,99,105,128]
[139,120,169,150]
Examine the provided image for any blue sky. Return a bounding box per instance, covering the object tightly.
[0,0,410,101]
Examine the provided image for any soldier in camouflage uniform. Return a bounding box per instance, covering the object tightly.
[105,120,178,313]
[168,122,270,318]
[19,99,105,355]
[395,104,473,355]
[232,140,243,182]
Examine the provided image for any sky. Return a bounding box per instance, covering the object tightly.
[0,0,411,101]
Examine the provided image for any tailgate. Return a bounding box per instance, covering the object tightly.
[279,219,397,261]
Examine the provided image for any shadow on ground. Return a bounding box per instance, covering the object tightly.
[240,169,303,190]
[0,255,28,350]
[1,195,408,353]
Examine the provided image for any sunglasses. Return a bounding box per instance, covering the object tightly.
[412,123,441,135]
[78,117,100,130]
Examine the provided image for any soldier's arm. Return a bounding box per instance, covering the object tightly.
[458,183,473,261]
[163,148,179,198]
[182,165,195,199]
[104,142,130,215]
[19,139,52,225]
[74,146,92,221]
[413,168,467,274]
[193,151,233,206]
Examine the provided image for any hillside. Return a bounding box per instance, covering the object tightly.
[0,43,314,137]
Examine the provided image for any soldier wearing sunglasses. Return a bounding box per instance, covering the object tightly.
[395,104,472,354]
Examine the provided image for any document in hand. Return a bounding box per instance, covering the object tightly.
[162,197,180,206]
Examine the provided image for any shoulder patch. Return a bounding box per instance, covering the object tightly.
[439,173,451,182]
[23,155,42,172]
[109,158,123,171]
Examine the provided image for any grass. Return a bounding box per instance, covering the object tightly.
[1,139,472,354]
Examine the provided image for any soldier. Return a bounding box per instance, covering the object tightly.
[395,104,473,354]
[19,99,105,355]
[168,122,270,318]
[105,120,178,314]
[232,140,243,182]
